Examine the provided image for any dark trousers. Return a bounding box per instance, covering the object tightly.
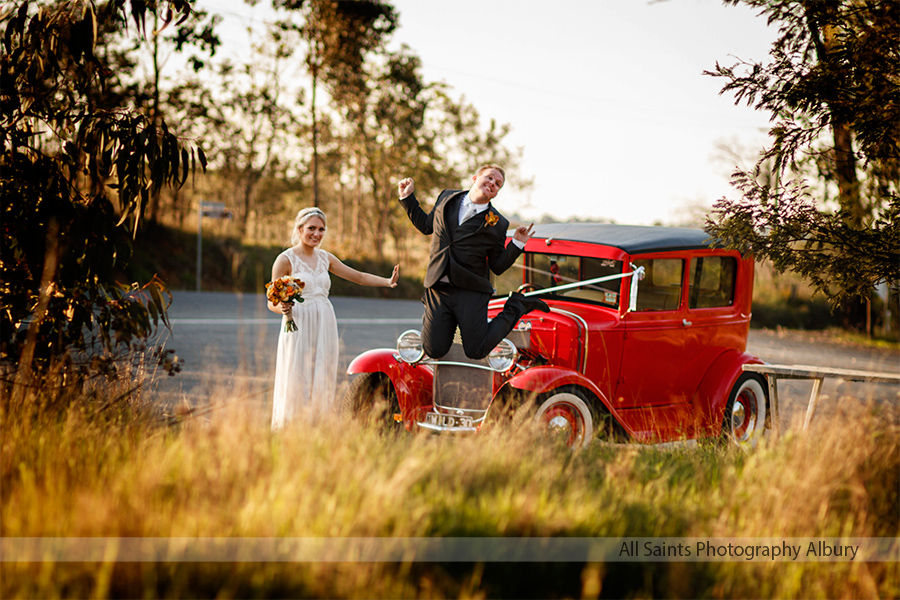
[422,284,528,359]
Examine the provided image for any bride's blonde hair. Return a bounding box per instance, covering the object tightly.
[291,207,327,245]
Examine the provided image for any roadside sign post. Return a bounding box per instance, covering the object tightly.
[197,201,233,291]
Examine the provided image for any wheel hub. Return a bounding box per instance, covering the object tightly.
[730,390,760,441]
[548,414,573,435]
[731,402,746,430]
[542,405,582,447]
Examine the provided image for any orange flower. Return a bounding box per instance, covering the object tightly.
[485,211,499,227]
[265,276,306,332]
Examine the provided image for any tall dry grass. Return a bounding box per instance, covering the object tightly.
[2,379,898,598]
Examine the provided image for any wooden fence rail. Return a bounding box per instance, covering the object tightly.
[742,363,900,436]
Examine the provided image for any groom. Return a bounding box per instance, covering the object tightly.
[398,164,548,360]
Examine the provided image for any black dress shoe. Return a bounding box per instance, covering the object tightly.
[511,292,550,313]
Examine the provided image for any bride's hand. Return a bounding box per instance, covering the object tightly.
[388,264,400,288]
[281,302,293,315]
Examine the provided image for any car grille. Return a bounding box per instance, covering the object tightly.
[432,342,493,412]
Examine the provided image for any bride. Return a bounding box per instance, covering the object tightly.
[268,207,399,429]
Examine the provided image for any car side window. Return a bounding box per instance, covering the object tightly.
[633,258,684,311]
[575,257,622,307]
[492,253,623,308]
[533,254,579,289]
[689,256,736,308]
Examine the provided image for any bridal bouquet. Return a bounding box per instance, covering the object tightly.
[266,276,306,332]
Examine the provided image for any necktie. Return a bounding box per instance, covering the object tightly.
[461,203,477,224]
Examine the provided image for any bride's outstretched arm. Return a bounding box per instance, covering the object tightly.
[328,253,399,288]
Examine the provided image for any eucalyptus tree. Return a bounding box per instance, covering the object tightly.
[1,0,204,397]
[705,0,899,330]
[138,3,221,222]
[323,40,528,258]
[169,22,306,239]
[355,46,434,256]
[250,0,526,260]
[274,0,397,207]
[212,39,302,239]
[432,90,531,194]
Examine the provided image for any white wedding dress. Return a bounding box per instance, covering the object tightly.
[271,248,339,429]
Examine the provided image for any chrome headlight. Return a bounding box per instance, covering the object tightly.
[488,338,518,372]
[397,329,424,363]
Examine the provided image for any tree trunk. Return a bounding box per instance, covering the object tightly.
[812,8,867,332]
[832,121,863,227]
[353,145,361,249]
[310,47,320,208]
[367,163,387,260]
[240,169,257,238]
[148,9,162,225]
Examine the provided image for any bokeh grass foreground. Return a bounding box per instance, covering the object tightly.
[2,380,898,599]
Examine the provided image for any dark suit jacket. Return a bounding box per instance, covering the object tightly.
[400,189,523,294]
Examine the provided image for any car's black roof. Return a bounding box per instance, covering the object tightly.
[515,223,719,254]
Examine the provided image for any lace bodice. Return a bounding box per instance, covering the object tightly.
[283,248,331,300]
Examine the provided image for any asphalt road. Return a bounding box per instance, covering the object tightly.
[151,292,425,410]
[151,291,899,430]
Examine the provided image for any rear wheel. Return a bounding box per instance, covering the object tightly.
[534,388,595,450]
[341,373,403,434]
[722,373,768,446]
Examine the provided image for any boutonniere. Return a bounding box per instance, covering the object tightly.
[484,211,499,227]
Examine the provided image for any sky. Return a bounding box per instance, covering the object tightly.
[196,0,779,226]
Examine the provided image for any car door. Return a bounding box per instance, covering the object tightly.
[680,252,749,394]
[615,256,694,439]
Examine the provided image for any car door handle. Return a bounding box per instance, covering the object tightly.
[682,319,692,327]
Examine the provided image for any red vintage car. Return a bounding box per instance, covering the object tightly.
[342,223,770,448]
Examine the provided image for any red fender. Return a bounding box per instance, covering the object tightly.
[690,351,765,438]
[346,349,433,425]
[505,365,639,439]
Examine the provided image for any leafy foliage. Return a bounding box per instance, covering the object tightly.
[705,0,899,311]
[712,173,899,302]
[1,0,204,390]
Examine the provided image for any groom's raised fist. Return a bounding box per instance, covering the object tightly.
[398,177,415,199]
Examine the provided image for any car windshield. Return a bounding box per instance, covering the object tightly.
[493,252,624,309]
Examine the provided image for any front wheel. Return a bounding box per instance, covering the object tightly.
[341,373,403,434]
[722,373,768,446]
[534,388,595,450]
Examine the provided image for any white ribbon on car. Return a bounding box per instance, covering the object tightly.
[519,265,646,312]
[628,265,645,312]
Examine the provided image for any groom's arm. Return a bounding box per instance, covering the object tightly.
[488,238,524,276]
[487,217,526,275]
[398,191,434,236]
[397,177,436,236]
